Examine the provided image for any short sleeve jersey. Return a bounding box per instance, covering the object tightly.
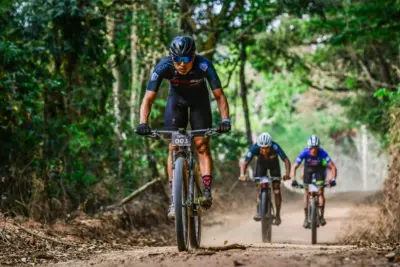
[295,147,332,167]
[146,55,222,104]
[245,142,288,162]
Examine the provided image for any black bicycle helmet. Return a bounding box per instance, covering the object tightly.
[169,36,196,56]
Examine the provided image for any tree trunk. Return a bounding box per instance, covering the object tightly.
[130,4,141,129]
[106,15,124,179]
[239,41,253,147]
[179,0,194,34]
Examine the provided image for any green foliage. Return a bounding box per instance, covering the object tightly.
[0,0,398,221]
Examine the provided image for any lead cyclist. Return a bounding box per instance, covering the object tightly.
[136,36,231,220]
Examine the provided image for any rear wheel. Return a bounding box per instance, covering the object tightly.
[189,163,201,249]
[310,197,317,245]
[173,157,189,251]
[261,188,272,243]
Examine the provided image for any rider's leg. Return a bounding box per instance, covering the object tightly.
[316,168,327,225]
[194,136,212,185]
[194,137,213,207]
[268,166,282,224]
[304,189,308,214]
[303,167,312,228]
[272,181,282,225]
[254,186,262,221]
[165,99,188,195]
[167,143,179,189]
[167,144,179,219]
[318,186,326,225]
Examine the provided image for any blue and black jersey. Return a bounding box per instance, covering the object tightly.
[245,142,288,177]
[295,147,331,168]
[146,55,222,103]
[146,55,222,130]
[295,147,332,184]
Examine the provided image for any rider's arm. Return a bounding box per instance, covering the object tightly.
[273,142,291,178]
[212,89,230,120]
[240,160,249,176]
[320,148,337,180]
[291,149,306,179]
[283,158,291,179]
[290,162,300,180]
[140,58,171,124]
[327,161,337,180]
[203,59,230,120]
[239,145,258,180]
[139,91,157,124]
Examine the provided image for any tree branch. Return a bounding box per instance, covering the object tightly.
[105,177,162,210]
[223,57,241,88]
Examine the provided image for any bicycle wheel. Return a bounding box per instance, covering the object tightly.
[261,188,272,243]
[173,157,189,251]
[310,197,317,245]
[189,163,201,249]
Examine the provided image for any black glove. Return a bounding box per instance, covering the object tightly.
[136,123,151,136]
[329,178,337,187]
[291,180,299,187]
[217,119,231,133]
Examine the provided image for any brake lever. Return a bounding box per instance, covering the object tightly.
[205,129,220,137]
[145,132,161,140]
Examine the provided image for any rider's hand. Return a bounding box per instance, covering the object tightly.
[136,123,151,135]
[217,119,231,133]
[329,178,337,187]
[282,174,290,181]
[238,175,247,182]
[291,180,299,187]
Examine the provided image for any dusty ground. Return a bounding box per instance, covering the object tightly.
[44,190,400,267]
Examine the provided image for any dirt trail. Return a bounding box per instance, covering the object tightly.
[202,190,358,246]
[46,191,396,267]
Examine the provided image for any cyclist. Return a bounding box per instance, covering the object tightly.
[136,36,231,219]
[290,135,337,228]
[239,132,291,225]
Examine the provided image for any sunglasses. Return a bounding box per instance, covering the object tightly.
[172,55,193,63]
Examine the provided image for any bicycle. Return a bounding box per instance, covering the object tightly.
[245,176,275,243]
[140,128,220,251]
[292,176,332,245]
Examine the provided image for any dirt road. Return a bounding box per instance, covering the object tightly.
[48,191,395,267]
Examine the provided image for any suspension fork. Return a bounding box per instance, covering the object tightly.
[308,192,317,221]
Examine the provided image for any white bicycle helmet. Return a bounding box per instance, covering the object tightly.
[307,135,320,147]
[257,132,272,147]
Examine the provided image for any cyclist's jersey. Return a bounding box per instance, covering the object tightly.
[245,142,288,162]
[146,55,222,105]
[245,142,287,177]
[296,147,331,168]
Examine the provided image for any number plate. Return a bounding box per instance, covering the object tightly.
[255,176,270,184]
[308,184,319,192]
[172,133,191,147]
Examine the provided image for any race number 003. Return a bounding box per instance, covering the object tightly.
[172,133,190,146]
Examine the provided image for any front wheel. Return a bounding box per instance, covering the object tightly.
[189,163,202,249]
[260,188,272,243]
[173,157,189,251]
[310,197,317,245]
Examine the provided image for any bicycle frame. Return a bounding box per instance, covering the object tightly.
[142,128,219,250]
[147,128,218,207]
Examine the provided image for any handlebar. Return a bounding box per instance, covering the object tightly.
[137,128,221,140]
[291,182,333,189]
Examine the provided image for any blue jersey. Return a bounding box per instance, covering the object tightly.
[296,147,331,167]
[245,142,288,162]
[146,55,222,105]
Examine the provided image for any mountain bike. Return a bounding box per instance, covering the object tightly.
[247,176,275,243]
[292,176,332,245]
[141,128,220,251]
